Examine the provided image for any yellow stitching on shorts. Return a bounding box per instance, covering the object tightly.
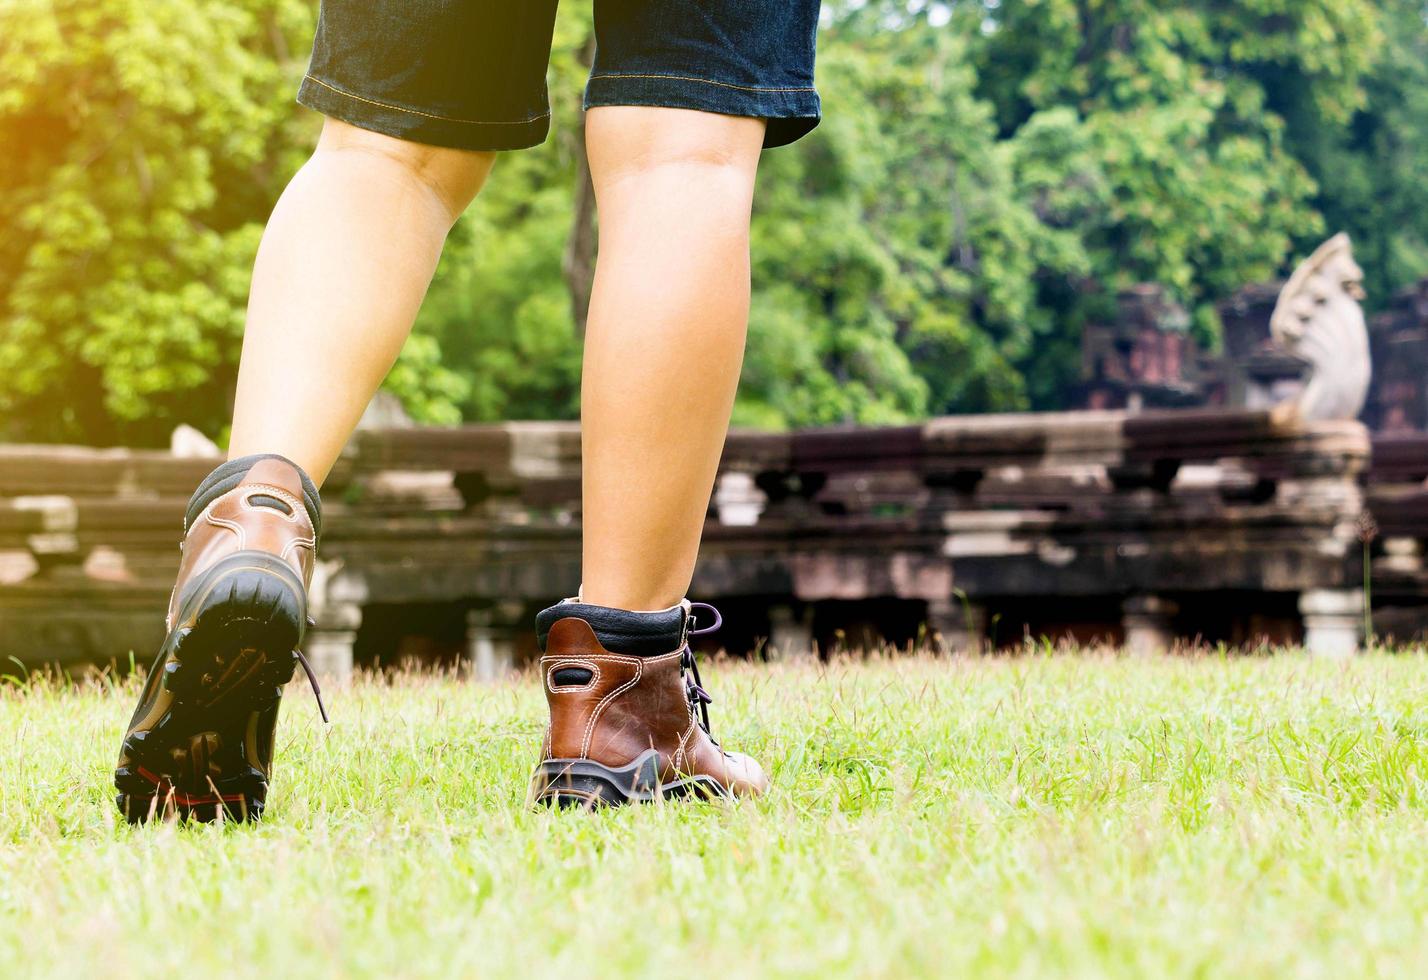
[588,73,817,94]
[304,75,550,126]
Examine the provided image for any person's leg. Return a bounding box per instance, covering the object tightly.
[116,0,566,823]
[530,2,820,807]
[530,109,770,807]
[228,118,494,484]
[578,107,765,611]
[116,120,493,823]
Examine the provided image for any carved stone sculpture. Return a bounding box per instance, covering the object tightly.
[1269,233,1371,422]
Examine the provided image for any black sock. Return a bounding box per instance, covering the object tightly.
[536,601,687,657]
[185,454,323,543]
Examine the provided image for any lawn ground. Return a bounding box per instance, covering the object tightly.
[3,651,1428,978]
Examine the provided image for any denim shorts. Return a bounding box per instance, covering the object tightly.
[297,1,822,151]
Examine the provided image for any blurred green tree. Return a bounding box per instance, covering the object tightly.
[1,0,1423,442]
[1278,0,1428,304]
[0,0,315,444]
[964,0,1379,389]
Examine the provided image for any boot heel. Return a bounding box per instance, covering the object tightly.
[531,750,663,808]
[183,551,307,647]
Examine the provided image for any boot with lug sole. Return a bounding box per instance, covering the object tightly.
[530,601,768,807]
[114,455,327,823]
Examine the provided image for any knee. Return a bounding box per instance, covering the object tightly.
[315,117,495,224]
[585,106,764,188]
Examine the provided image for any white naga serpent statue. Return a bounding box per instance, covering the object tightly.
[1269,232,1372,423]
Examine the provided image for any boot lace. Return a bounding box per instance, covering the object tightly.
[683,602,723,738]
[293,646,330,724]
[292,618,328,723]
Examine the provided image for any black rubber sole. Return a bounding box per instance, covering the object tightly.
[115,771,268,824]
[530,750,732,809]
[115,552,308,824]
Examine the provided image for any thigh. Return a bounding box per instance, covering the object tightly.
[299,0,560,152]
[588,0,823,148]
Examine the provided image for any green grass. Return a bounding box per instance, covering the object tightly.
[4,652,1428,978]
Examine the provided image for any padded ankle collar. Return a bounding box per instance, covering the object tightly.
[185,454,322,544]
[536,600,688,658]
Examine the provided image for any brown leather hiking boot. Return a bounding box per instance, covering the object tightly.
[115,455,326,823]
[530,602,769,806]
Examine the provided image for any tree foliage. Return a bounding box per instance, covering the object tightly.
[1,0,1423,443]
[0,0,315,443]
[1286,0,1428,303]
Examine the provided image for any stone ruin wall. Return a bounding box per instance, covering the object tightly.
[2,237,1425,677]
[2,410,1413,679]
